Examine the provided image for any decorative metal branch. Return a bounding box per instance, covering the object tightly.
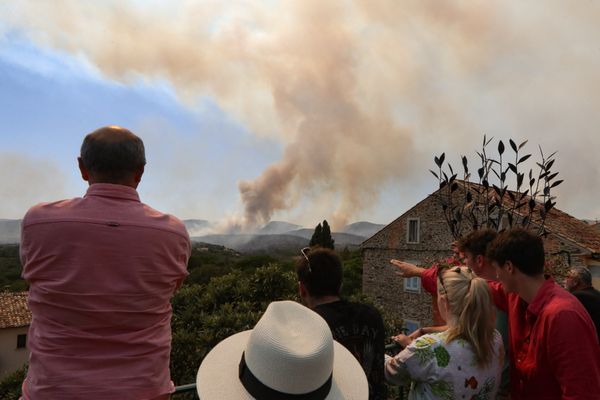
[430,136,563,239]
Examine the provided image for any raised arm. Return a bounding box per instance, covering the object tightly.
[390,259,425,278]
[390,259,439,294]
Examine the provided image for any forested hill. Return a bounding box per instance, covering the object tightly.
[0,244,24,292]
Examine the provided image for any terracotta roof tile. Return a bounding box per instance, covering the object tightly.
[0,291,31,329]
[456,180,600,253]
[543,207,600,253]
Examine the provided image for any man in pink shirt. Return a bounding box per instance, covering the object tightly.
[20,126,190,399]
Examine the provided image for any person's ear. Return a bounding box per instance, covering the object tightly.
[476,254,485,269]
[505,260,515,274]
[133,165,145,185]
[298,281,308,298]
[78,157,90,182]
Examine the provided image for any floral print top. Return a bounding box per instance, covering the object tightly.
[385,330,504,400]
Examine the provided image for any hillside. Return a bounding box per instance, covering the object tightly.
[0,220,20,244]
[192,230,365,254]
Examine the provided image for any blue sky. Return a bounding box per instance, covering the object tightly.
[0,34,286,223]
[1,1,600,229]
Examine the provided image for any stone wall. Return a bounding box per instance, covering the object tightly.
[362,194,455,329]
[362,191,594,329]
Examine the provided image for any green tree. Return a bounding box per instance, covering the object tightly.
[321,220,335,249]
[0,244,27,292]
[340,249,363,298]
[309,220,335,249]
[309,223,323,247]
[0,364,27,400]
[170,263,299,397]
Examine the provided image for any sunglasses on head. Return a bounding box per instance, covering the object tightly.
[438,266,472,294]
[300,247,313,274]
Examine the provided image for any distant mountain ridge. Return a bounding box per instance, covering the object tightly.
[257,221,302,235]
[0,218,383,249]
[193,230,366,254]
[340,221,386,238]
[189,219,371,254]
[0,219,20,244]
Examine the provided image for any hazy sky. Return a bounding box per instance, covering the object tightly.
[1,1,599,230]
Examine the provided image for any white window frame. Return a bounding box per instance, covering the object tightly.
[404,276,421,293]
[407,218,420,244]
[403,319,421,335]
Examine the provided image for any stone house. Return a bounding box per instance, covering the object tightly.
[0,292,30,378]
[361,184,600,332]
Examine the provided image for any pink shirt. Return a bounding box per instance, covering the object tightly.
[20,183,190,400]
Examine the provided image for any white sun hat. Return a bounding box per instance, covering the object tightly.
[196,300,368,400]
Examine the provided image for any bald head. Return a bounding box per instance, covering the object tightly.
[566,266,593,292]
[78,126,146,186]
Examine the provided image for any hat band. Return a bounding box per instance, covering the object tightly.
[238,352,333,400]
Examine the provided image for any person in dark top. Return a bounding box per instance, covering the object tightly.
[565,266,600,343]
[296,247,387,400]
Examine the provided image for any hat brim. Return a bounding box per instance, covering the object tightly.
[197,330,368,400]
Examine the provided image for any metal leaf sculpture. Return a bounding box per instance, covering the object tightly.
[431,136,562,239]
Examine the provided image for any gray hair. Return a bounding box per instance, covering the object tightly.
[570,266,593,287]
[80,126,146,181]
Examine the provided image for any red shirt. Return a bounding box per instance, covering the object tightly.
[21,183,190,400]
[422,268,600,399]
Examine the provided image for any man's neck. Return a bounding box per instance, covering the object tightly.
[519,274,546,304]
[478,263,497,281]
[307,295,341,309]
[88,180,138,189]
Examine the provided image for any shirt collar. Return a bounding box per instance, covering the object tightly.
[84,183,140,202]
[527,276,556,317]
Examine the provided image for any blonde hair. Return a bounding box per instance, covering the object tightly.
[438,266,496,367]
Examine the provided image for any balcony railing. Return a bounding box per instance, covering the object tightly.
[174,383,197,395]
[173,343,406,398]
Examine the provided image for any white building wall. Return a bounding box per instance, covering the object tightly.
[0,326,29,378]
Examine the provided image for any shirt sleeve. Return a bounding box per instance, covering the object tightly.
[385,335,441,386]
[174,234,192,290]
[547,309,600,400]
[486,280,508,312]
[421,266,439,294]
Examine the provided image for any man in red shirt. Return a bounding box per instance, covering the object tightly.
[392,228,600,399]
[20,126,190,399]
[485,229,600,399]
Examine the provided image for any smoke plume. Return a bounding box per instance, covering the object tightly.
[3,0,600,225]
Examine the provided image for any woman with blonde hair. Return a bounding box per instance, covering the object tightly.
[385,266,503,400]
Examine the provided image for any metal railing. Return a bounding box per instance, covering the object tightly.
[174,383,197,395]
[173,343,405,398]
